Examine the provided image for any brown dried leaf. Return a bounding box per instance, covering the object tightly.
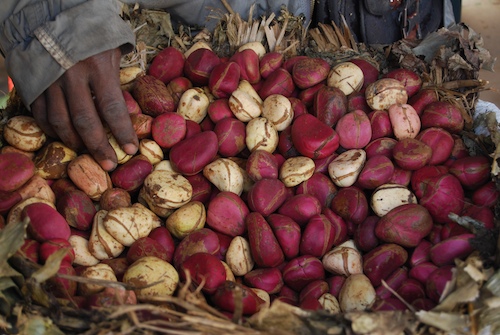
[0,219,28,279]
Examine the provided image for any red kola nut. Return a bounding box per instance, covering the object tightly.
[0,152,35,193]
[211,281,264,315]
[330,186,369,225]
[148,46,185,84]
[299,214,336,258]
[369,110,393,140]
[169,131,219,176]
[48,262,77,298]
[183,48,221,86]
[375,204,433,248]
[295,172,337,208]
[172,228,221,269]
[371,298,407,312]
[258,68,295,100]
[245,150,279,181]
[472,181,499,208]
[244,268,284,294]
[247,178,288,217]
[0,190,22,216]
[288,97,308,121]
[396,278,426,303]
[110,154,153,192]
[207,98,234,123]
[356,155,395,190]
[229,49,261,84]
[415,127,454,165]
[166,76,193,107]
[126,236,169,264]
[445,135,470,167]
[291,113,340,159]
[132,75,175,117]
[411,165,449,199]
[40,238,74,264]
[421,101,465,134]
[209,61,241,99]
[278,126,301,158]
[408,88,438,116]
[181,253,227,294]
[419,174,465,224]
[449,155,491,190]
[214,117,246,157]
[365,137,397,160]
[363,243,408,287]
[206,191,249,237]
[292,57,330,89]
[123,90,142,114]
[409,239,433,267]
[441,221,469,240]
[85,287,137,309]
[130,113,153,139]
[282,255,325,291]
[246,212,285,268]
[283,55,309,73]
[151,111,187,149]
[260,52,283,79]
[147,226,176,263]
[429,233,475,266]
[312,86,348,127]
[384,68,422,97]
[326,276,346,298]
[298,83,324,107]
[23,202,71,242]
[354,216,380,252]
[185,173,213,205]
[426,265,454,303]
[388,166,412,186]
[348,92,372,114]
[412,298,436,311]
[321,207,348,246]
[185,120,202,138]
[299,280,329,303]
[375,267,408,299]
[335,110,372,149]
[349,58,379,90]
[56,189,97,231]
[99,188,132,211]
[267,213,301,260]
[392,138,433,171]
[17,239,40,263]
[409,262,438,285]
[278,194,322,227]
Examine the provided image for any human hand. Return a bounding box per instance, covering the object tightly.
[31,48,138,171]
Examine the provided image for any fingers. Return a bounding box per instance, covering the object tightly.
[31,93,58,139]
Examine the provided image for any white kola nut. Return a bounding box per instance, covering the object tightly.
[251,288,271,309]
[370,183,418,217]
[279,156,315,187]
[184,40,212,58]
[103,203,162,246]
[327,62,364,96]
[154,160,175,172]
[107,132,133,164]
[6,197,55,226]
[328,149,366,187]
[141,170,193,210]
[3,115,47,152]
[221,261,236,282]
[177,87,210,123]
[78,263,118,296]
[245,117,279,154]
[237,80,263,104]
[238,41,266,59]
[262,94,294,131]
[139,139,164,165]
[203,158,244,195]
[123,256,179,299]
[68,235,100,267]
[119,66,144,85]
[339,273,376,312]
[319,293,341,313]
[88,209,125,260]
[225,236,255,276]
[322,242,363,277]
[229,89,263,122]
[165,201,206,239]
[365,78,408,111]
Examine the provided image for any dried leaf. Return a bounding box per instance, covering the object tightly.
[18,315,65,335]
[32,248,68,284]
[0,219,29,279]
[416,311,470,333]
[248,299,312,334]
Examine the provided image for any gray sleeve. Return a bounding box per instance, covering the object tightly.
[0,0,135,108]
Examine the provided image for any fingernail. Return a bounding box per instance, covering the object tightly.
[123,143,138,155]
[101,159,117,171]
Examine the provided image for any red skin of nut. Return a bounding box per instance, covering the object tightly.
[426,265,454,303]
[166,77,193,107]
[355,155,395,190]
[110,155,153,192]
[0,152,35,193]
[181,252,227,294]
[169,131,219,176]
[267,213,301,260]
[298,83,325,107]
[206,191,250,237]
[409,262,438,285]
[127,236,170,264]
[184,48,221,86]
[40,238,75,264]
[472,181,500,208]
[147,46,185,84]
[184,173,213,205]
[123,90,142,114]
[23,202,71,242]
[258,68,295,100]
[214,117,246,157]
[336,109,372,149]
[392,138,433,171]
[209,61,241,99]
[295,172,337,208]
[247,179,288,217]
[408,89,439,116]
[299,279,329,302]
[375,267,408,300]
[245,150,279,181]
[130,113,153,139]
[419,174,465,224]
[449,155,491,190]
[299,214,336,258]
[348,91,372,114]
[363,243,408,287]
[291,113,340,159]
[396,278,426,303]
[132,75,175,117]
[244,267,284,294]
[416,127,454,165]
[349,58,379,90]
[173,228,220,269]
[384,68,422,97]
[292,57,330,90]
[326,275,346,298]
[260,52,283,79]
[369,110,393,140]
[354,216,380,252]
[230,49,261,84]
[151,111,187,149]
[207,98,234,123]
[312,85,348,128]
[411,165,449,199]
[330,186,369,225]
[278,194,322,227]
[246,212,285,268]
[365,137,397,160]
[282,255,325,292]
[211,281,264,315]
[421,101,464,134]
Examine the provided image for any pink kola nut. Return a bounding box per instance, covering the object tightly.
[388,166,412,186]
[288,97,308,121]
[374,203,433,248]
[362,243,408,286]
[392,138,433,170]
[209,61,241,99]
[369,110,393,140]
[299,214,336,258]
[282,255,325,291]
[429,233,475,266]
[449,155,491,190]
[183,48,221,86]
[258,68,295,99]
[411,165,449,199]
[365,137,397,160]
[330,186,368,225]
[259,51,283,79]
[23,202,71,242]
[278,126,300,158]
[214,117,246,157]
[169,131,219,176]
[335,109,372,149]
[206,191,249,237]
[356,155,395,190]
[0,190,22,215]
[247,178,288,216]
[229,49,261,84]
[151,111,186,149]
[419,174,465,224]
[312,85,348,127]
[282,55,309,73]
[246,212,285,268]
[123,90,142,114]
[396,278,426,303]
[291,113,340,159]
[472,181,499,208]
[147,46,185,84]
[326,275,346,298]
[421,101,465,133]
[244,268,284,294]
[278,194,322,227]
[18,239,40,264]
[110,155,153,192]
[408,88,438,116]
[245,150,279,181]
[185,120,202,138]
[267,213,301,260]
[148,226,175,263]
[181,253,227,294]
[295,172,337,208]
[384,68,422,97]
[40,238,75,264]
[348,92,372,114]
[292,57,330,89]
[132,75,175,117]
[409,262,438,285]
[172,228,220,269]
[409,239,433,267]
[207,98,234,123]
[416,127,454,165]
[0,152,35,192]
